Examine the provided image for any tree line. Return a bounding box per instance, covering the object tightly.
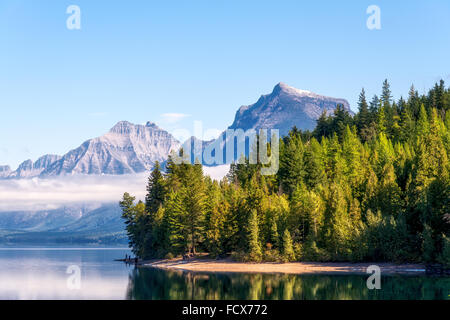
[120,80,450,265]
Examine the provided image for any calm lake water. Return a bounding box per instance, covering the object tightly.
[0,248,133,299]
[0,248,449,300]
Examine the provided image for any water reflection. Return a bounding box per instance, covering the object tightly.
[1,248,448,300]
[0,248,132,300]
[127,267,450,300]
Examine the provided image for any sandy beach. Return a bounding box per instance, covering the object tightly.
[141,257,426,275]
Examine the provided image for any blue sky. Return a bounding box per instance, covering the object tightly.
[1,0,449,169]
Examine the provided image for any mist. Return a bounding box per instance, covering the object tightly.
[0,174,148,212]
[0,165,229,212]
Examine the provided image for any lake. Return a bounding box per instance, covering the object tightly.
[0,247,132,299]
[0,248,449,300]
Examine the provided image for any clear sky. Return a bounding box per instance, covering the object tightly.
[1,0,449,169]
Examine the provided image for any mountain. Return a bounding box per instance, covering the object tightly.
[182,136,215,163]
[0,204,96,232]
[187,82,352,164]
[0,166,11,178]
[0,204,127,245]
[1,121,181,179]
[229,82,351,136]
[52,204,123,233]
[7,155,61,179]
[42,121,181,176]
[0,203,123,235]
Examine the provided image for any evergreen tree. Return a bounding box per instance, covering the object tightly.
[303,138,326,189]
[381,79,392,107]
[399,105,415,142]
[182,164,206,254]
[120,192,138,253]
[166,190,188,255]
[145,161,166,214]
[416,104,430,137]
[370,95,380,113]
[289,183,312,242]
[314,111,332,138]
[204,181,226,257]
[120,193,149,257]
[323,183,353,260]
[269,218,280,249]
[357,88,371,135]
[332,104,353,141]
[246,209,262,262]
[282,229,296,262]
[278,132,305,196]
[377,105,387,134]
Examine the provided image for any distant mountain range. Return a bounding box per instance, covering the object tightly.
[1,121,181,179]
[0,204,127,246]
[0,82,350,179]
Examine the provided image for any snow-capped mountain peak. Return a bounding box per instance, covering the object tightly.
[274,82,314,97]
[230,82,351,136]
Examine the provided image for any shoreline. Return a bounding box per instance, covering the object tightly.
[140,257,426,275]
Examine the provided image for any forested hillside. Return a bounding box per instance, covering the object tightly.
[121,80,450,265]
